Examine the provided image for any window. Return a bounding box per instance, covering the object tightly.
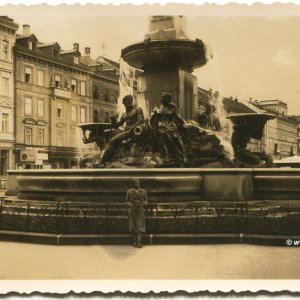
[0,150,9,176]
[74,56,79,64]
[37,99,44,117]
[25,127,32,145]
[25,67,32,84]
[110,91,117,103]
[93,109,99,123]
[71,79,77,93]
[57,129,64,147]
[1,76,9,96]
[36,129,44,146]
[37,70,44,86]
[71,105,77,122]
[53,49,59,58]
[25,97,32,115]
[112,90,119,104]
[80,81,86,96]
[93,85,99,99]
[1,113,9,131]
[104,88,109,102]
[55,75,61,88]
[2,40,9,60]
[133,79,138,91]
[104,112,110,123]
[57,102,63,119]
[80,107,86,123]
[28,41,33,50]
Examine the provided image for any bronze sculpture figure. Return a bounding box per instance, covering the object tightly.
[149,93,188,164]
[101,95,144,164]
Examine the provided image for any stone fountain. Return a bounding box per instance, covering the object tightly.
[3,16,300,245]
[121,16,208,119]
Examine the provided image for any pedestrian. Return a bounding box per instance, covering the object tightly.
[126,178,148,248]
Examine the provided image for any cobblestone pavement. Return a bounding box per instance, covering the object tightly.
[0,241,299,279]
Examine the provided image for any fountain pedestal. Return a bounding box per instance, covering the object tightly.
[121,16,208,118]
[137,69,198,119]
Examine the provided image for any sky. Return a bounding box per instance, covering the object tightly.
[3,4,300,114]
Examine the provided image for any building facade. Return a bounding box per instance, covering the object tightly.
[13,25,119,169]
[81,50,120,123]
[253,100,298,160]
[0,17,19,178]
[198,89,298,160]
[291,115,300,156]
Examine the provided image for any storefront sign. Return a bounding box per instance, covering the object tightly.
[37,153,48,160]
[20,149,37,162]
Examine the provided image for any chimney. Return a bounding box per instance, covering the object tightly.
[73,43,79,51]
[84,47,91,57]
[23,24,30,35]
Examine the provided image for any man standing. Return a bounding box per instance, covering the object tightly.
[126,178,148,248]
[101,95,144,164]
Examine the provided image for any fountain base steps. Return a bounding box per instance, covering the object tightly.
[0,230,298,246]
[3,168,300,242]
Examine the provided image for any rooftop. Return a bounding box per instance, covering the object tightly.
[0,16,19,31]
[37,42,61,48]
[16,33,37,40]
[60,49,80,55]
[223,97,256,114]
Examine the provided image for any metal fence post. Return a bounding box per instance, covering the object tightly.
[0,200,2,230]
[64,202,68,234]
[56,201,60,234]
[105,203,108,233]
[26,202,30,231]
[155,202,158,234]
[195,202,198,232]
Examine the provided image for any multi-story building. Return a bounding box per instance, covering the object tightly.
[291,115,300,155]
[0,17,18,178]
[81,49,120,123]
[13,24,119,169]
[252,100,298,159]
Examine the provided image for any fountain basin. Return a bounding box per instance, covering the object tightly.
[121,39,207,72]
[6,168,253,202]
[7,167,300,202]
[228,113,275,140]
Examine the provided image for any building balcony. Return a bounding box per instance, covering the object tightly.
[53,88,71,100]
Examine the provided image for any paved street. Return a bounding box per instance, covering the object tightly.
[0,241,299,279]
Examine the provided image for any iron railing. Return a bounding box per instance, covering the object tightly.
[0,199,299,236]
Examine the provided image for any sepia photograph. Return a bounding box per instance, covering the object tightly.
[0,1,300,294]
